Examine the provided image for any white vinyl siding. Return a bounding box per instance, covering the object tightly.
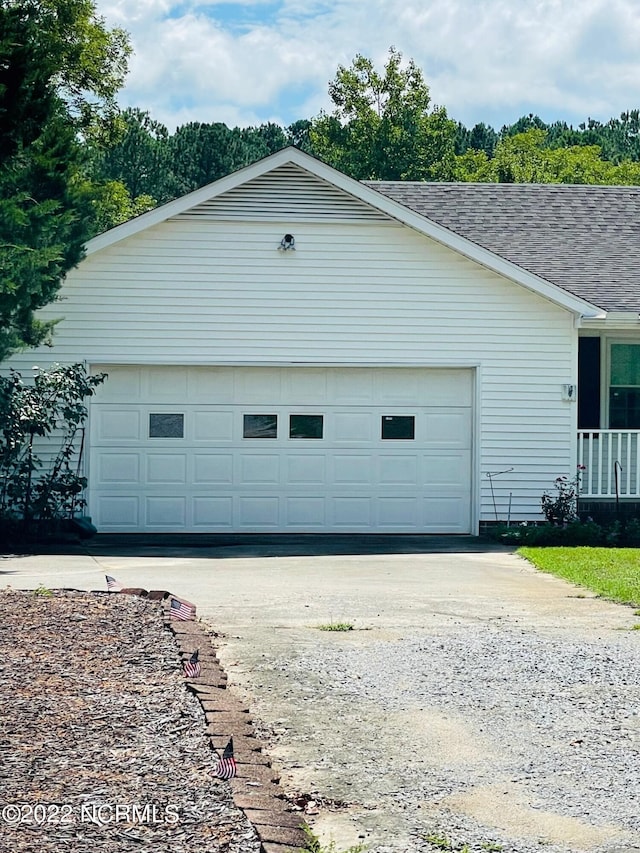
[9,175,578,526]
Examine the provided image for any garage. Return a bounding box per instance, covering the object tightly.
[88,365,474,533]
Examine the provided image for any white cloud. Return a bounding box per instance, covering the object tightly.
[96,0,640,131]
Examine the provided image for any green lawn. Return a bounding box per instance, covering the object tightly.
[518,546,640,607]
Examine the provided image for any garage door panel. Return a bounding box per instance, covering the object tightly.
[95,366,141,400]
[193,410,234,441]
[189,368,234,399]
[240,454,280,484]
[147,366,188,399]
[97,495,140,527]
[333,496,372,526]
[283,369,329,402]
[89,366,473,533]
[423,452,471,486]
[332,455,375,484]
[236,369,282,403]
[146,496,186,526]
[419,370,473,406]
[423,501,470,532]
[375,370,421,404]
[239,496,280,526]
[97,452,140,484]
[96,409,140,441]
[193,496,233,527]
[286,455,326,484]
[379,455,419,485]
[192,453,234,484]
[377,497,419,527]
[286,496,326,526]
[146,454,187,484]
[423,410,471,445]
[334,412,372,442]
[333,370,374,403]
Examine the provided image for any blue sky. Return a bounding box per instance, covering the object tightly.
[97,0,640,132]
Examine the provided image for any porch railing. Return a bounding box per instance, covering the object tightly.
[577,430,640,498]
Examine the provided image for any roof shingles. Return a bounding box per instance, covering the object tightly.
[366,182,640,312]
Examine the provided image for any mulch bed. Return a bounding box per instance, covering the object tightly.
[0,588,304,852]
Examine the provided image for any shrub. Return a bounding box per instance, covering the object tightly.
[0,363,107,539]
[540,467,585,525]
[491,516,640,547]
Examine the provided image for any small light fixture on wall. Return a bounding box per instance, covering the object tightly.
[278,234,295,251]
[562,383,577,401]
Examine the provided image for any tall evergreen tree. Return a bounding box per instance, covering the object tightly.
[97,107,173,203]
[0,0,130,361]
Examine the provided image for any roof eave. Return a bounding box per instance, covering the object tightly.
[582,311,640,329]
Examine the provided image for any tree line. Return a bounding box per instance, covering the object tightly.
[3,1,640,361]
[97,50,640,219]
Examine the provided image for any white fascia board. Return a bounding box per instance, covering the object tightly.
[86,146,604,319]
[581,313,640,330]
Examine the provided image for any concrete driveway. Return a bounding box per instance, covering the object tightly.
[2,535,639,853]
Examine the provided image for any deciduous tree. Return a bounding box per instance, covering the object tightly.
[310,48,457,181]
[454,129,640,184]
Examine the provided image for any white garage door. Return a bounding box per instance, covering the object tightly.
[88,366,474,533]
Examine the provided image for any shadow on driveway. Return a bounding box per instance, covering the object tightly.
[84,533,512,559]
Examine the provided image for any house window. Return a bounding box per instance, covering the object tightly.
[289,414,324,439]
[243,414,277,438]
[149,413,184,438]
[578,337,601,430]
[381,415,415,440]
[609,344,640,428]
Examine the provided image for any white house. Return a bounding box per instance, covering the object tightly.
[10,147,640,534]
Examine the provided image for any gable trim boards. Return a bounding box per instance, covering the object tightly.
[88,366,474,533]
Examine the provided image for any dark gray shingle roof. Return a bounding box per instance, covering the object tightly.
[366,182,640,312]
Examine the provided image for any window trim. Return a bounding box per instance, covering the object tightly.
[148,412,185,439]
[604,338,640,429]
[243,413,278,439]
[380,414,416,440]
[289,413,324,440]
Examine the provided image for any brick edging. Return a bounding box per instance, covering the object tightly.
[162,598,308,853]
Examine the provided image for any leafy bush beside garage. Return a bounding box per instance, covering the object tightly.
[0,363,106,541]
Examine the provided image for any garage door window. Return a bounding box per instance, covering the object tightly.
[149,413,184,438]
[289,414,323,439]
[243,414,278,438]
[381,415,415,440]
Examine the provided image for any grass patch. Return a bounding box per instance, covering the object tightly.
[518,546,640,607]
[423,834,471,852]
[301,823,366,852]
[316,622,354,632]
[423,832,502,852]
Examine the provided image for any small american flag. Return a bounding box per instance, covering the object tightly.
[170,598,193,621]
[214,737,237,780]
[105,575,123,592]
[183,650,201,678]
